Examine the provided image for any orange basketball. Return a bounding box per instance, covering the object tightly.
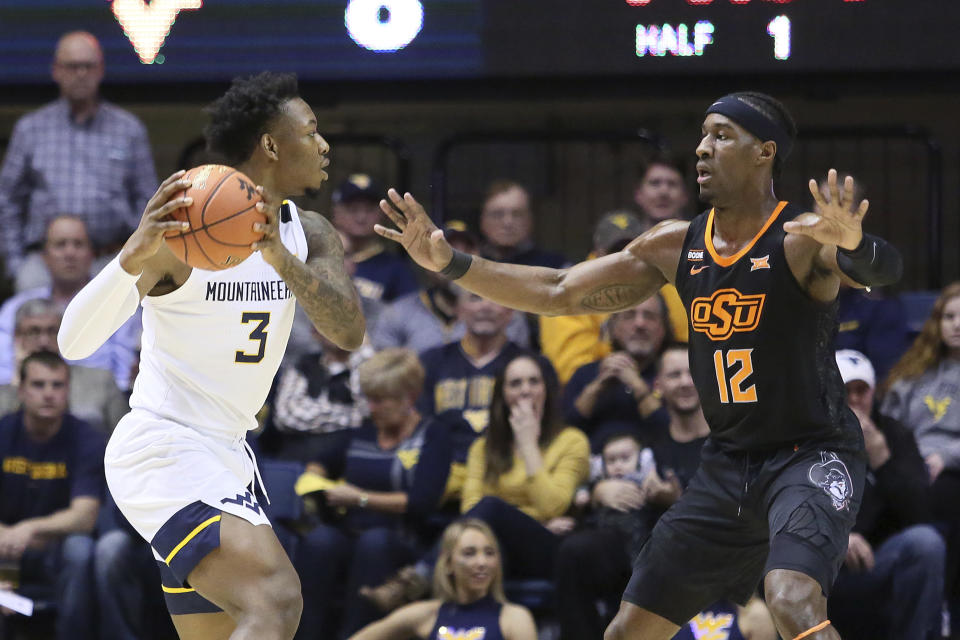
[164,164,266,270]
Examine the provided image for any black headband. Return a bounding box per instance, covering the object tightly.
[705,95,793,159]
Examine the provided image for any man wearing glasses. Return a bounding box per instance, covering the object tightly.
[0,31,157,292]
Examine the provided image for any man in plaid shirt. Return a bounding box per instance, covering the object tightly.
[0,31,156,291]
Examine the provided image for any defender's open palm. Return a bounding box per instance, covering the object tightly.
[784,168,868,251]
[375,189,453,272]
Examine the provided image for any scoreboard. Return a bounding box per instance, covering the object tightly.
[0,0,955,84]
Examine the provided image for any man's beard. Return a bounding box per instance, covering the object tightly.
[669,400,701,416]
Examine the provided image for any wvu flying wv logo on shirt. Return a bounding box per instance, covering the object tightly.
[924,395,952,423]
[436,627,486,640]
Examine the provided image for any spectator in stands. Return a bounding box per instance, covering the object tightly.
[373,221,529,353]
[332,173,420,308]
[479,180,568,269]
[0,31,156,291]
[829,349,945,640]
[0,215,139,390]
[633,151,691,226]
[0,351,104,640]
[458,353,588,569]
[416,285,552,520]
[554,344,708,639]
[418,287,529,433]
[881,281,960,481]
[836,287,911,384]
[364,353,588,613]
[94,502,174,640]
[0,299,127,434]
[262,327,374,461]
[881,281,960,626]
[816,174,910,381]
[539,211,687,385]
[562,293,671,452]
[348,519,537,640]
[293,348,452,638]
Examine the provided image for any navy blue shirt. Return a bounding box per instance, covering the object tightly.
[482,243,569,269]
[418,341,527,432]
[835,287,910,383]
[562,360,668,452]
[315,418,451,533]
[0,412,105,525]
[353,248,420,304]
[430,595,504,640]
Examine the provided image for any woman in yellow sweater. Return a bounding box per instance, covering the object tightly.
[363,353,590,611]
[458,352,590,579]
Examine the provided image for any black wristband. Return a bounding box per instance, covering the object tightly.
[836,233,903,288]
[838,236,869,259]
[439,249,473,280]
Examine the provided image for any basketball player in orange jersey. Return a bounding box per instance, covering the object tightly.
[376,92,902,640]
[58,72,363,640]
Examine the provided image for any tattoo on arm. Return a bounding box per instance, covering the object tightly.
[580,284,648,312]
[274,211,364,346]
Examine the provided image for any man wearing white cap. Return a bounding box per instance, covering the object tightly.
[830,349,945,640]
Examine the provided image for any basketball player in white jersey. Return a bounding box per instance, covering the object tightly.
[58,73,364,640]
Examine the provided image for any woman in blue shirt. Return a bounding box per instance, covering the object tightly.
[349,518,536,640]
[295,348,452,639]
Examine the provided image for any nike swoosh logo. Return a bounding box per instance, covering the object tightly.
[690,264,710,275]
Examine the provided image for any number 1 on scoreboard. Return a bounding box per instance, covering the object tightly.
[766,15,791,61]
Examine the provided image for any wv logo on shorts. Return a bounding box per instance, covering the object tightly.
[221,490,261,515]
[808,452,853,511]
[690,288,765,341]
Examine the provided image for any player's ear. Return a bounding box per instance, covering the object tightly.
[260,133,279,161]
[757,140,777,166]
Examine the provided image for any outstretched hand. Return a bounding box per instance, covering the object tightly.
[783,168,868,251]
[375,189,454,273]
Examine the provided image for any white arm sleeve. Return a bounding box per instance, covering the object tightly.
[58,257,142,360]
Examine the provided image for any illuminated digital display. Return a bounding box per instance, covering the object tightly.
[0,0,954,84]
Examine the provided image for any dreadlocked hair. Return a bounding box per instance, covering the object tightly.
[731,91,798,180]
[203,72,300,166]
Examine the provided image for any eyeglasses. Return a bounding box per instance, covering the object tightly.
[17,326,59,339]
[56,61,100,73]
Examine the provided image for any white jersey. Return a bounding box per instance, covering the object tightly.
[129,201,308,438]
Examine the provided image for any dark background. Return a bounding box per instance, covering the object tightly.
[1,0,958,289]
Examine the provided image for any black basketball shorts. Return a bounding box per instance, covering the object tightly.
[622,438,865,625]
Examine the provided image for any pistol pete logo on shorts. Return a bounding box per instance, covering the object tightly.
[690,288,765,341]
[808,452,853,511]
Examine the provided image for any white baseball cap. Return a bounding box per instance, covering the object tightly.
[835,349,876,388]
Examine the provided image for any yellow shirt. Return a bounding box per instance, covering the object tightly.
[540,284,689,384]
[461,427,590,522]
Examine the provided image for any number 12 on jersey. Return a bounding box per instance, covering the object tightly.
[713,348,757,403]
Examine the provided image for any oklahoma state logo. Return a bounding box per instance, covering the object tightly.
[690,288,765,341]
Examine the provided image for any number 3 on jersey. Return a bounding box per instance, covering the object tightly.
[713,348,757,403]
[236,312,270,363]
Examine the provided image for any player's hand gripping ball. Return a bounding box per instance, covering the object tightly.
[164,164,266,270]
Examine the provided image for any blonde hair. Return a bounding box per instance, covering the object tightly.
[357,347,425,399]
[432,519,506,604]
